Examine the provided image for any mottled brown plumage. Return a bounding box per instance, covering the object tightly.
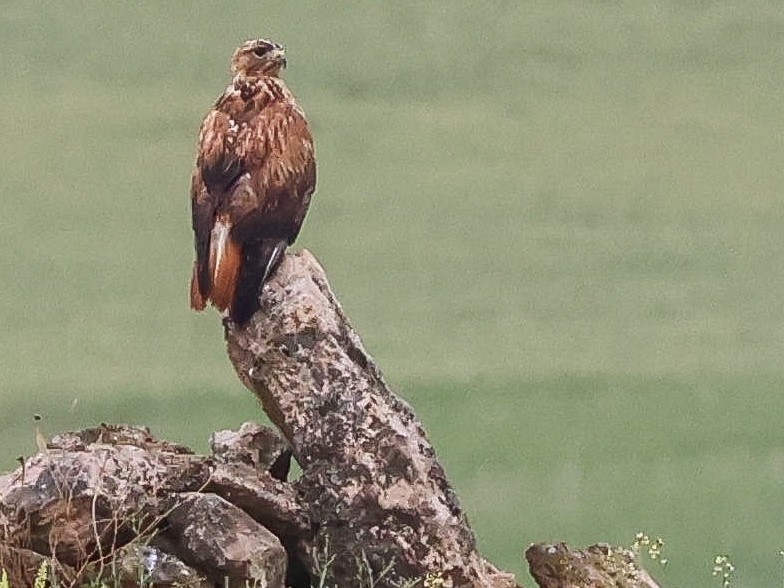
[190,38,316,324]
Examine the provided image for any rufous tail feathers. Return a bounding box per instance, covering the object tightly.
[190,218,285,325]
[188,226,242,315]
[207,214,242,314]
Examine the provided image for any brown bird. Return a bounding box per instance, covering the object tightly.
[190,38,316,325]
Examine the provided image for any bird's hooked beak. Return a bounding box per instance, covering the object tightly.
[271,45,287,69]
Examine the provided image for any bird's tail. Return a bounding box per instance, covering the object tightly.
[208,214,243,314]
[189,263,207,311]
[231,238,288,325]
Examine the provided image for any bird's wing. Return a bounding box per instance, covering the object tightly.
[190,104,243,308]
[228,101,316,243]
[224,97,316,324]
[197,105,244,193]
[191,168,213,305]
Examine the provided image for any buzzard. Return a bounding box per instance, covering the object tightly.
[190,38,316,325]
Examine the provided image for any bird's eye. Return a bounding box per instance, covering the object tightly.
[252,45,269,58]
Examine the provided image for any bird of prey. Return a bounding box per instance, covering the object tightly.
[190,38,316,325]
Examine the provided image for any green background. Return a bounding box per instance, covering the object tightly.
[2,2,784,586]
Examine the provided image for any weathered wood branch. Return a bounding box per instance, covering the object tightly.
[227,250,518,588]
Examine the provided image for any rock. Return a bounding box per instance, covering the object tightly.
[0,425,211,567]
[0,406,524,588]
[50,423,194,455]
[105,544,211,588]
[525,542,662,588]
[227,251,520,588]
[0,251,524,588]
[164,492,287,588]
[0,423,304,586]
[28,494,129,566]
[205,462,309,537]
[210,421,291,480]
[0,544,73,588]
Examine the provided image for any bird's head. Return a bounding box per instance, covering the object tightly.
[231,38,287,78]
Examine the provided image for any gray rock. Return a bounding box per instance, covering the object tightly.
[205,462,308,537]
[227,251,519,588]
[108,544,211,588]
[0,544,73,588]
[210,421,290,477]
[526,542,663,588]
[165,492,287,588]
[0,426,211,567]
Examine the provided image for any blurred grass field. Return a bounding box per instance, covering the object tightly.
[2,2,784,585]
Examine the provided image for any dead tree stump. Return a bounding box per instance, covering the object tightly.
[227,250,518,588]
